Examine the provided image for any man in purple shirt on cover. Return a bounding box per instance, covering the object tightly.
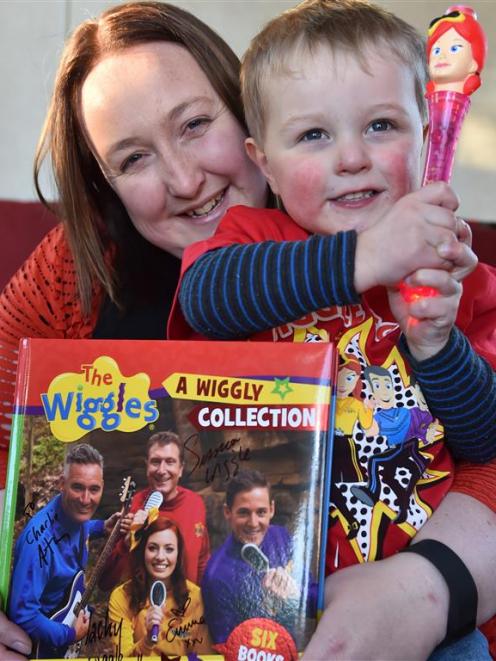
[201,469,314,646]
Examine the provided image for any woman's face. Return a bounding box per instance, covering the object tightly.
[81,42,267,258]
[144,528,178,582]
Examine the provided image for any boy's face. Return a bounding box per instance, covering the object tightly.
[247,45,424,236]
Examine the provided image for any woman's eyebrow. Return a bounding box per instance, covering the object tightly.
[167,95,212,124]
[105,95,213,160]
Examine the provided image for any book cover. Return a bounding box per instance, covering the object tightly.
[0,338,336,661]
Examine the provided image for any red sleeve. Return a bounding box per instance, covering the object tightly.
[455,263,496,369]
[0,225,100,487]
[167,205,307,339]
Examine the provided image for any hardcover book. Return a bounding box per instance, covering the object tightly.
[0,338,336,661]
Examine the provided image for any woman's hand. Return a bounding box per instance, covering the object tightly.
[145,605,164,644]
[0,611,31,661]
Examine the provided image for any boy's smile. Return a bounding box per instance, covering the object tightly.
[247,44,424,237]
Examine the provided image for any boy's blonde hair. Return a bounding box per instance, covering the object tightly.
[241,0,428,144]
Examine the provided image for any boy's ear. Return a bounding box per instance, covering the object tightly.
[245,137,279,195]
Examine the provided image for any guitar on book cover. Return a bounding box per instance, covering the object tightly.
[34,475,135,659]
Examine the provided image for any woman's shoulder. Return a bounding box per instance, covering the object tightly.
[110,579,133,603]
[185,579,201,595]
[4,223,75,294]
[184,579,205,611]
[0,222,101,338]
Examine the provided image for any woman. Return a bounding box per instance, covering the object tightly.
[0,2,495,659]
[109,515,211,656]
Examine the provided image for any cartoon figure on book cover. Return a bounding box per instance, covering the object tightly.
[202,469,317,649]
[99,430,210,592]
[7,444,123,659]
[108,513,212,656]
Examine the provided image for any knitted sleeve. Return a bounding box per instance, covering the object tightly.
[179,232,359,339]
[0,225,99,486]
[400,328,496,462]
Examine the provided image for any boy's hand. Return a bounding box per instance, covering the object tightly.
[354,182,462,292]
[388,269,463,360]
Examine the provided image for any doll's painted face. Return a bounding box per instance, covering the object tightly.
[429,27,477,85]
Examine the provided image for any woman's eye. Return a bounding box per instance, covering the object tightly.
[433,46,441,56]
[185,117,210,133]
[368,119,393,133]
[121,153,143,172]
[300,128,326,142]
[450,44,462,53]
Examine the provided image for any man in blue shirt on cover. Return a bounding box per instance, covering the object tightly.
[202,469,315,647]
[8,443,117,658]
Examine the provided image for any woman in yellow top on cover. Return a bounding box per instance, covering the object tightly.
[109,514,211,656]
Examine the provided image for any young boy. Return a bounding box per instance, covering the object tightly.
[169,0,496,654]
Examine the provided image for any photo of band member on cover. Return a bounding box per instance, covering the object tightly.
[7,393,325,659]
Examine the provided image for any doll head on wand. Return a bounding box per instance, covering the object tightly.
[426,5,487,95]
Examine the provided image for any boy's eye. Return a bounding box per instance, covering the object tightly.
[450,44,463,53]
[300,128,327,142]
[367,119,393,133]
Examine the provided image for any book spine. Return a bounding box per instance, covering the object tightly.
[317,345,338,614]
[0,338,31,608]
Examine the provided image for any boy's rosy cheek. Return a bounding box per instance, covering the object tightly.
[384,144,421,192]
[286,160,326,198]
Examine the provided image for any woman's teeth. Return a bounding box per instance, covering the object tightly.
[187,191,224,217]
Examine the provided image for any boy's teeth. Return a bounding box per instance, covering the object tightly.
[337,190,374,201]
[187,192,223,217]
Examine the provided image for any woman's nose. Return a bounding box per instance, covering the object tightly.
[163,152,205,199]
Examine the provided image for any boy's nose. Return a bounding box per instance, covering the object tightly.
[334,137,372,175]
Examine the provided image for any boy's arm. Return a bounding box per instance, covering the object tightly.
[179,232,359,339]
[177,185,468,340]
[400,327,496,461]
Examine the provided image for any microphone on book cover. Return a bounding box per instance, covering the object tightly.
[149,580,167,643]
[144,490,163,511]
[241,543,270,572]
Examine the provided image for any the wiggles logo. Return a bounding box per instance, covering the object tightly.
[41,356,159,442]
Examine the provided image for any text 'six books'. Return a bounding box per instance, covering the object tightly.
[0,339,336,661]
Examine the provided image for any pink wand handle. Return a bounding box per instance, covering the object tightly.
[422,90,471,185]
[400,90,471,303]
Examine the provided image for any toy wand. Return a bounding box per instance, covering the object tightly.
[399,4,487,303]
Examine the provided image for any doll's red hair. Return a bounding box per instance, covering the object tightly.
[426,5,487,95]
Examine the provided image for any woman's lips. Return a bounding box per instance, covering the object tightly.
[183,188,227,225]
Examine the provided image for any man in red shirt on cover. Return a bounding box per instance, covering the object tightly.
[100,431,209,590]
